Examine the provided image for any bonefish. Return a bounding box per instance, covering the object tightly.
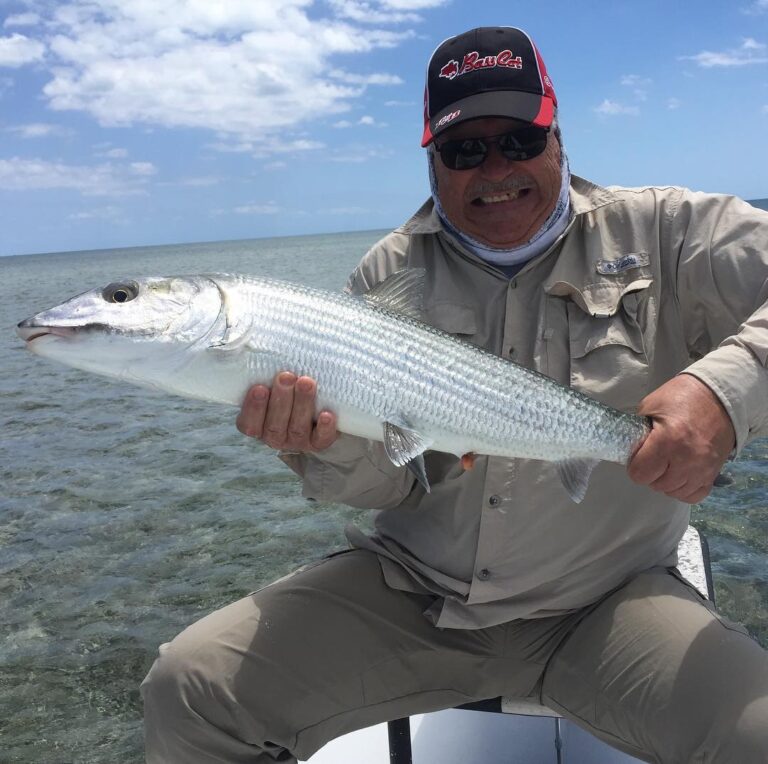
[16,269,649,502]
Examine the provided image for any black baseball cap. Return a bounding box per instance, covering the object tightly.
[421,27,557,147]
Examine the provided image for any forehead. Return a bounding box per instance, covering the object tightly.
[439,116,531,141]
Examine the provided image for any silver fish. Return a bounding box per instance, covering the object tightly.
[16,270,649,502]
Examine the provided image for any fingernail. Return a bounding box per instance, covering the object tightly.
[296,377,314,394]
[318,412,332,426]
[279,372,296,387]
[251,387,268,401]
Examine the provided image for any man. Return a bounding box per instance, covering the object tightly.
[142,27,768,763]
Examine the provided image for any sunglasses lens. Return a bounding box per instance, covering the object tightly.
[437,127,549,170]
[440,138,487,170]
[498,127,548,161]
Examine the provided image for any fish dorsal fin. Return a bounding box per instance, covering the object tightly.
[383,419,433,493]
[555,458,600,504]
[363,269,425,320]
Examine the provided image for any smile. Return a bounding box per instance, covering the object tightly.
[473,188,530,206]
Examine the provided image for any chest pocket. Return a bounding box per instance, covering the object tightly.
[566,281,654,413]
[423,301,477,339]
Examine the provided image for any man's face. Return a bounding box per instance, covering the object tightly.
[432,117,562,249]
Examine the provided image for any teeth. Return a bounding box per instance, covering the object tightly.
[480,190,521,204]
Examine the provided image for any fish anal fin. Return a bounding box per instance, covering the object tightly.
[363,269,425,320]
[383,419,432,493]
[555,458,600,504]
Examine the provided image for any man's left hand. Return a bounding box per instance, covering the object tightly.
[627,374,736,503]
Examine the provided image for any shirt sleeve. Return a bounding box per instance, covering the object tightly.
[278,436,416,509]
[669,190,768,453]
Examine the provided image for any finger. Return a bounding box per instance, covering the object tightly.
[627,434,669,485]
[461,453,476,471]
[649,469,688,495]
[262,372,296,448]
[285,376,318,450]
[236,385,270,438]
[310,410,339,451]
[671,483,711,505]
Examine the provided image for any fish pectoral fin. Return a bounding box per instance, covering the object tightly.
[208,329,257,352]
[363,269,425,320]
[555,458,600,504]
[382,420,433,493]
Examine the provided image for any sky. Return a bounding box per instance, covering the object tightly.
[1,0,767,257]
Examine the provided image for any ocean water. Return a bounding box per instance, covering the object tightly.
[2,224,768,763]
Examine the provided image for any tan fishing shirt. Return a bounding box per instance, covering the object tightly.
[281,175,768,629]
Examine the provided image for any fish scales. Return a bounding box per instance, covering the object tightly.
[230,276,635,462]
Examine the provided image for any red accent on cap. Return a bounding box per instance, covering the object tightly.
[531,97,554,128]
[532,41,557,107]
[421,123,433,147]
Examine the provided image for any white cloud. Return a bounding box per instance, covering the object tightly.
[328,144,394,162]
[762,104,768,113]
[682,38,768,67]
[620,74,652,88]
[0,33,45,67]
[176,176,220,187]
[667,97,681,110]
[263,161,287,170]
[742,0,768,14]
[6,122,71,138]
[0,157,152,195]
[129,161,156,175]
[4,13,42,28]
[233,202,282,215]
[594,99,640,117]
[334,114,385,127]
[1,0,424,146]
[68,205,121,220]
[384,99,415,107]
[327,0,449,24]
[329,69,403,85]
[620,74,651,101]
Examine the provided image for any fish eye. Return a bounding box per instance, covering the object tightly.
[102,281,140,304]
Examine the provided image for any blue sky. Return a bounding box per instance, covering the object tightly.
[1,0,767,256]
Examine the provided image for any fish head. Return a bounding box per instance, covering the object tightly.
[16,275,225,382]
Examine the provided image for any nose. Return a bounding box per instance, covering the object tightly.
[479,141,515,180]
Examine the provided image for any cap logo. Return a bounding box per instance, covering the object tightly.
[438,49,523,81]
[436,109,461,128]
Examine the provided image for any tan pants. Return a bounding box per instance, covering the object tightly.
[142,549,768,763]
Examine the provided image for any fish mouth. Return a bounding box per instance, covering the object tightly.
[16,323,78,343]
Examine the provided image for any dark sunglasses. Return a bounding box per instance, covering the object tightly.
[435,125,550,171]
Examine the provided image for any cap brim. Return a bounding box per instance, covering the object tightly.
[421,91,554,146]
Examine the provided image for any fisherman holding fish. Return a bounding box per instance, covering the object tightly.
[141,27,768,763]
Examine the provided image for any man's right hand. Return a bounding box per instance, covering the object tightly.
[236,372,339,452]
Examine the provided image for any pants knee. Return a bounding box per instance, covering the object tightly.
[713,697,768,763]
[141,640,205,713]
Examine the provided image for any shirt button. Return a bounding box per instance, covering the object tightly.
[488,495,501,506]
[478,568,491,580]
[509,281,517,289]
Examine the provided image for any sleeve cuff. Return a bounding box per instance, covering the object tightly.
[682,343,768,455]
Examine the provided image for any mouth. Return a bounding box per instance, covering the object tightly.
[16,324,77,343]
[472,187,531,206]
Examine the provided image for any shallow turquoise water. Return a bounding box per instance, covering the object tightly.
[1,228,766,763]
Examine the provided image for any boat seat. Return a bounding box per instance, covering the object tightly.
[387,526,714,762]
